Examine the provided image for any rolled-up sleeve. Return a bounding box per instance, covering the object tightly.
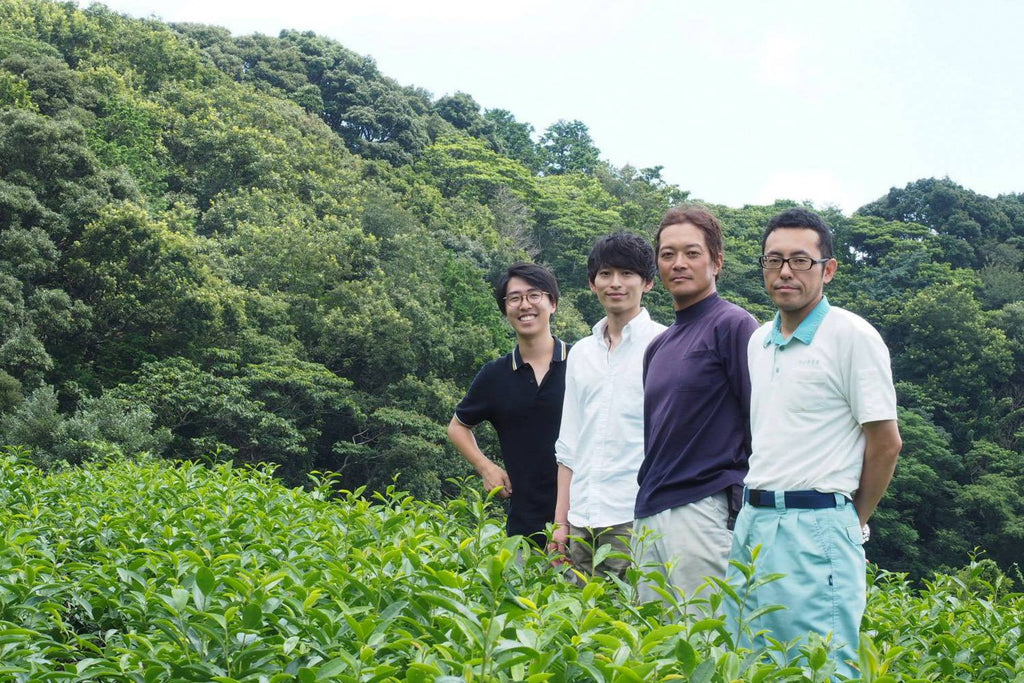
[554,355,581,470]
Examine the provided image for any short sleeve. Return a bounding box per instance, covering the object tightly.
[454,364,494,427]
[848,325,898,425]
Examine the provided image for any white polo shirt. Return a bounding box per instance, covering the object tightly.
[555,308,666,527]
[746,297,897,497]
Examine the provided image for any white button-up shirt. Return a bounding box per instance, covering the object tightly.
[555,308,666,527]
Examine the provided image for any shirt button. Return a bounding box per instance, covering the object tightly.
[775,367,780,373]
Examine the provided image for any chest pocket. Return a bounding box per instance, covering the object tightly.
[618,369,645,422]
[674,349,720,393]
[786,369,834,413]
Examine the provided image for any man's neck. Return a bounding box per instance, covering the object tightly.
[517,330,554,360]
[778,296,823,338]
[672,285,716,312]
[604,306,642,351]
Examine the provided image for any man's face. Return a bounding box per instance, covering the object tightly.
[504,275,556,338]
[657,222,721,310]
[762,227,837,317]
[589,266,653,317]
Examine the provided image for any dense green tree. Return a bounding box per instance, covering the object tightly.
[991,301,1024,451]
[885,283,1013,444]
[0,370,21,415]
[0,385,62,459]
[434,91,494,141]
[978,241,1024,308]
[51,393,170,465]
[595,164,688,234]
[957,440,1024,568]
[858,178,1023,271]
[0,52,97,118]
[532,173,624,297]
[484,108,540,171]
[65,203,239,386]
[416,134,537,205]
[107,356,334,481]
[0,108,139,242]
[870,409,967,577]
[271,29,435,165]
[539,119,601,176]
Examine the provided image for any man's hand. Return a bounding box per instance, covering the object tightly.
[481,463,512,498]
[549,464,573,565]
[548,523,569,566]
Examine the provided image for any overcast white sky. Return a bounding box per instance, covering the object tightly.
[89,0,1023,213]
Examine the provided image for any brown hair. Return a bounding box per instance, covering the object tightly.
[656,205,724,267]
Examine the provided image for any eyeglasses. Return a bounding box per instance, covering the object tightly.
[759,255,831,271]
[504,290,549,307]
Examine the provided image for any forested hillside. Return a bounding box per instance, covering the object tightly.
[0,0,1021,580]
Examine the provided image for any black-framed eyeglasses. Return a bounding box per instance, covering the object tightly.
[758,255,831,271]
[504,290,549,307]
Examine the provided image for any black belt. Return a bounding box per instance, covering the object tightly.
[744,488,847,509]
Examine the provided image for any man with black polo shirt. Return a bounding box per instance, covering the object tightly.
[447,262,569,544]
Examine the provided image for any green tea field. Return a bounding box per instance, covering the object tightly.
[0,450,1020,682]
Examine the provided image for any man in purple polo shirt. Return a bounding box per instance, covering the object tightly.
[634,205,759,603]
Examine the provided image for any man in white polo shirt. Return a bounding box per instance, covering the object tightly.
[550,232,666,580]
[724,208,902,678]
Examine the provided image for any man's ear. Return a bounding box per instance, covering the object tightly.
[823,257,838,284]
[642,279,654,293]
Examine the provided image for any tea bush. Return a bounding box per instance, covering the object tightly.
[0,449,1020,681]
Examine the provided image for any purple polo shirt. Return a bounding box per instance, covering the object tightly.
[635,293,758,518]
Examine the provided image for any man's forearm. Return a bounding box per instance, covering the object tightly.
[853,419,902,526]
[447,415,511,497]
[554,463,573,526]
[448,416,490,471]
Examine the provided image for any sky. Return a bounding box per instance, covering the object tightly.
[88,0,1023,214]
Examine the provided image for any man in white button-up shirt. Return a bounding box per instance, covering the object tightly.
[551,233,667,580]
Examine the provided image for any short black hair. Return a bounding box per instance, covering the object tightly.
[587,232,657,283]
[762,208,834,259]
[495,262,560,315]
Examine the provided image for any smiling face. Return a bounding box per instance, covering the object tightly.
[762,227,837,327]
[589,266,653,318]
[657,222,721,310]
[503,276,556,340]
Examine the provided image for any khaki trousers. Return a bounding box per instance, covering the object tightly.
[633,491,733,604]
[566,521,632,583]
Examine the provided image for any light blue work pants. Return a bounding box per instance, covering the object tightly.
[723,493,865,679]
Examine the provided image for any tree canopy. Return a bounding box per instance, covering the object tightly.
[0,0,1021,578]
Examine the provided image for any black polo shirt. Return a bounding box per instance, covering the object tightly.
[455,338,570,539]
